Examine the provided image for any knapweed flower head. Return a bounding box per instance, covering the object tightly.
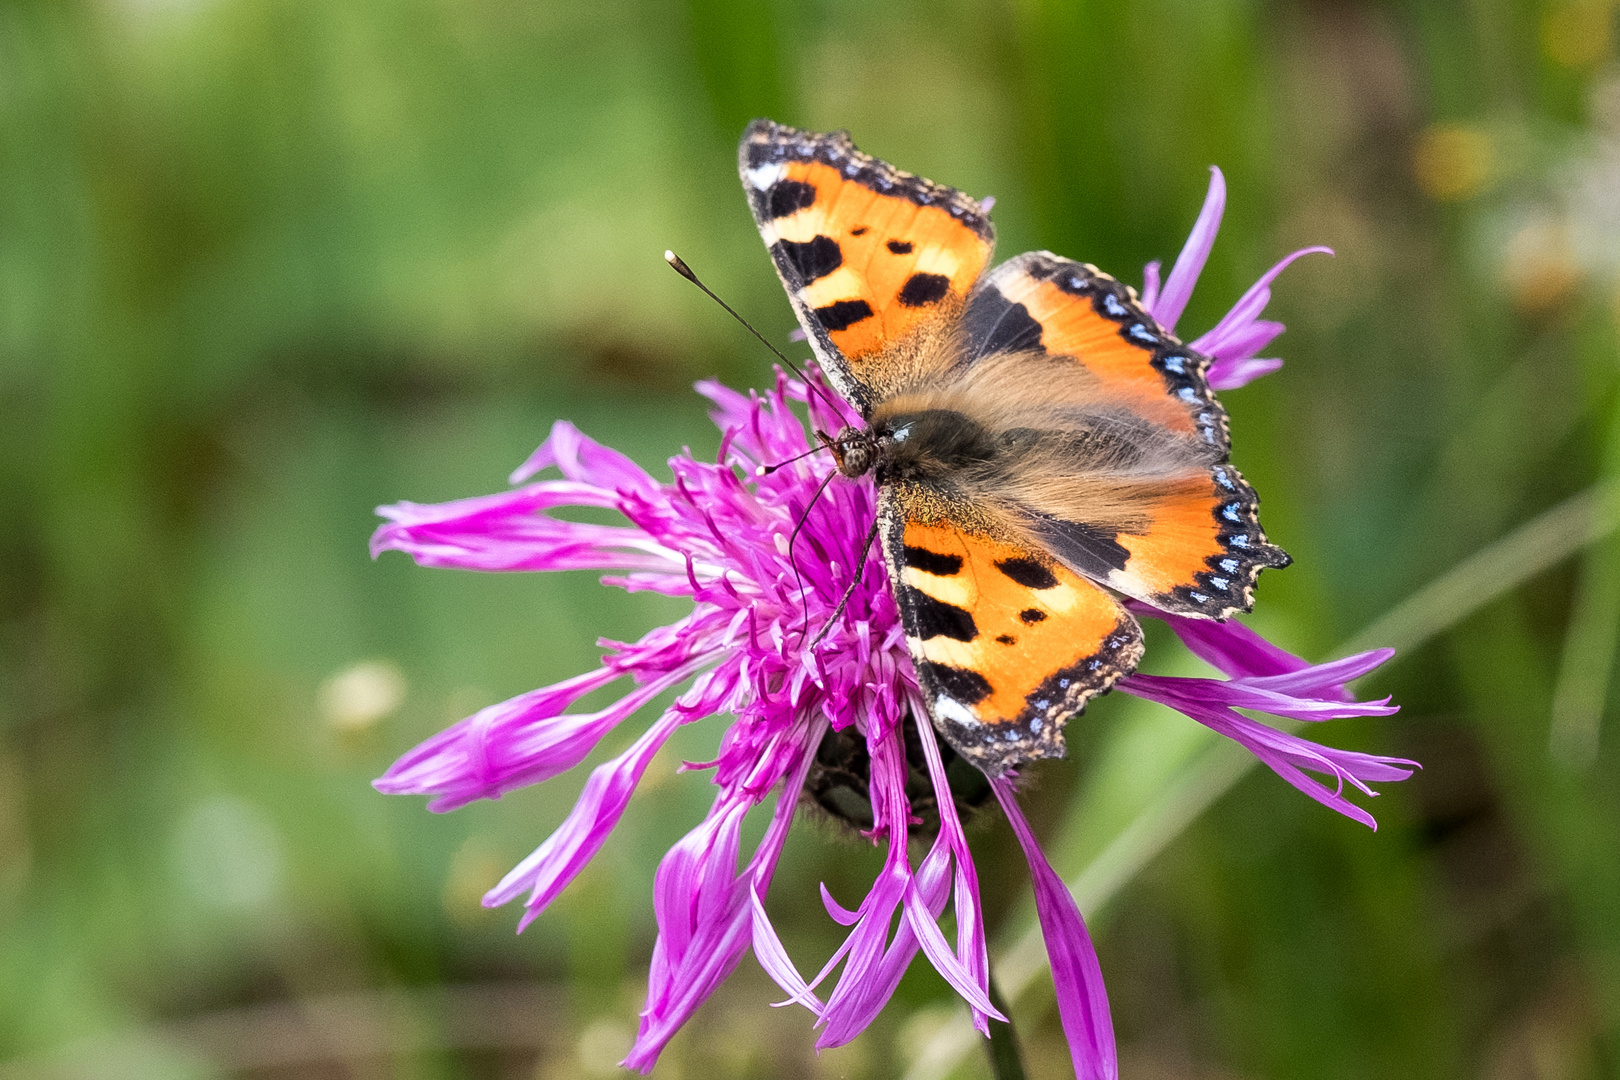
[371,169,1414,1078]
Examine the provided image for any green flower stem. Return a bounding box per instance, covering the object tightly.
[984,975,1027,1080]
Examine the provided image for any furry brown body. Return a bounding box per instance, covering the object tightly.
[831,322,1223,566]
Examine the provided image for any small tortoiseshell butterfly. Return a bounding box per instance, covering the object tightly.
[741,120,1290,775]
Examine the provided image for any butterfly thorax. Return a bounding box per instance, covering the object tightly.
[831,406,1000,487]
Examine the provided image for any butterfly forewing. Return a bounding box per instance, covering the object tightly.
[740,120,994,415]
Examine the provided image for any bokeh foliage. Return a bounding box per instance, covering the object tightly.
[2,0,1618,1077]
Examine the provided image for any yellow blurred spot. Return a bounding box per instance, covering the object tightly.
[1543,2,1614,69]
[318,660,406,730]
[442,837,504,924]
[576,1017,633,1078]
[1504,220,1581,314]
[1413,124,1495,201]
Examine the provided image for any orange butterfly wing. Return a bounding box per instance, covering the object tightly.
[878,484,1143,774]
[964,253,1290,619]
[739,122,1288,771]
[740,120,994,415]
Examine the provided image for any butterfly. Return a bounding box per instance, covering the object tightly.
[740,119,1290,776]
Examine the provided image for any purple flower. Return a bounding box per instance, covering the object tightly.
[371,169,1410,1077]
[1140,166,1333,391]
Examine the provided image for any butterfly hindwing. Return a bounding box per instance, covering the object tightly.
[879,483,1144,774]
[965,253,1290,619]
[741,120,995,416]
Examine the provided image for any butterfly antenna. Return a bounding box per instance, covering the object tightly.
[784,468,839,644]
[663,250,846,416]
[754,442,831,477]
[807,514,882,649]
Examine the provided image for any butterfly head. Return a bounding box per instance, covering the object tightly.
[827,426,875,479]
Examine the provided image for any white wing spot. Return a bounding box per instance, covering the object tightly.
[746,163,786,190]
[935,695,978,728]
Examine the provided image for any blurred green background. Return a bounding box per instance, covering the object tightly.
[3,0,1620,1077]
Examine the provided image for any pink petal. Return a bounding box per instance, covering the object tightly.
[373,481,611,530]
[1150,167,1225,333]
[914,705,992,1033]
[1124,670,1398,721]
[1135,605,1313,680]
[1191,247,1332,360]
[484,707,686,920]
[510,420,660,491]
[994,778,1117,1080]
[627,727,819,1072]
[377,656,712,812]
[371,480,679,573]
[1140,260,1163,312]
[1206,318,1286,365]
[814,729,919,1046]
[1121,690,1417,829]
[902,880,1001,1017]
[750,884,824,1011]
[1238,648,1396,697]
[372,665,620,808]
[695,379,761,440]
[819,882,863,926]
[1208,356,1285,391]
[814,857,914,1047]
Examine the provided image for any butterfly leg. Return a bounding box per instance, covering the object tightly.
[809,512,882,647]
